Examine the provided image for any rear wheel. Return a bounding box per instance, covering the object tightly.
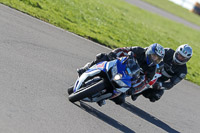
[68,79,105,103]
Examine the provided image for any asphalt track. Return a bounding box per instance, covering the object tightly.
[0,2,200,133]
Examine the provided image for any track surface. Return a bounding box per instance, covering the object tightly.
[0,3,200,133]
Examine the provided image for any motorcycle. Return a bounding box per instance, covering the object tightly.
[68,54,142,103]
[68,55,162,105]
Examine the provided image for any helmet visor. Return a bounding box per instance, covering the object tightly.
[150,54,163,64]
[175,52,190,63]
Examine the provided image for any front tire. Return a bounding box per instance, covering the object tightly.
[68,80,105,103]
[68,86,74,95]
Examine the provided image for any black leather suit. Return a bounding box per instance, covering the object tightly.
[142,48,187,102]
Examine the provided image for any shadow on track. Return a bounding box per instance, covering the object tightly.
[121,102,180,133]
[74,101,135,133]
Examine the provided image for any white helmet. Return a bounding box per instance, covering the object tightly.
[173,44,193,65]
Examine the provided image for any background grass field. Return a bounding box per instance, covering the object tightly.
[142,0,200,26]
[1,0,200,85]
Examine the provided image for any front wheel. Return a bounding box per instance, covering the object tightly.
[68,86,74,95]
[68,79,105,103]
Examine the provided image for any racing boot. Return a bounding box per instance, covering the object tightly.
[77,62,92,77]
[112,93,126,105]
[131,94,140,101]
[142,89,164,102]
[97,100,106,106]
[126,87,139,101]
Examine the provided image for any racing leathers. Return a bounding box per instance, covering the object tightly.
[143,48,187,102]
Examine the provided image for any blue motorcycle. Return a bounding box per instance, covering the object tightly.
[68,55,143,105]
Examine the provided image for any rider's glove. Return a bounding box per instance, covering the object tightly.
[127,51,134,59]
[107,52,117,60]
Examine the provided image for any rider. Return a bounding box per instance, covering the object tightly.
[77,43,165,105]
[142,44,193,102]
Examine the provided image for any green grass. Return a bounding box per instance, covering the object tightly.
[142,0,200,26]
[0,0,200,85]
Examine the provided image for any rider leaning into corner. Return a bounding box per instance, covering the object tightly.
[77,43,165,106]
[142,44,193,102]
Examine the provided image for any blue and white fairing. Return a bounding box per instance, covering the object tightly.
[73,57,133,95]
[109,57,138,93]
[73,61,107,93]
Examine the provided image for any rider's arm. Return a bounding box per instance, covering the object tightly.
[110,46,144,58]
[162,73,186,90]
[111,47,132,57]
[129,46,144,55]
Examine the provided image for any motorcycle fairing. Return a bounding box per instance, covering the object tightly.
[73,61,110,93]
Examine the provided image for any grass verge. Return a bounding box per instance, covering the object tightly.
[142,0,200,26]
[0,0,200,85]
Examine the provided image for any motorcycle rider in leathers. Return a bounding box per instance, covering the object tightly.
[142,44,193,102]
[77,43,165,106]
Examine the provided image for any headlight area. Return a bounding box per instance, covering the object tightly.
[114,79,127,87]
[113,74,122,80]
[111,65,128,88]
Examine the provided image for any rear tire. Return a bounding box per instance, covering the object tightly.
[68,80,105,103]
